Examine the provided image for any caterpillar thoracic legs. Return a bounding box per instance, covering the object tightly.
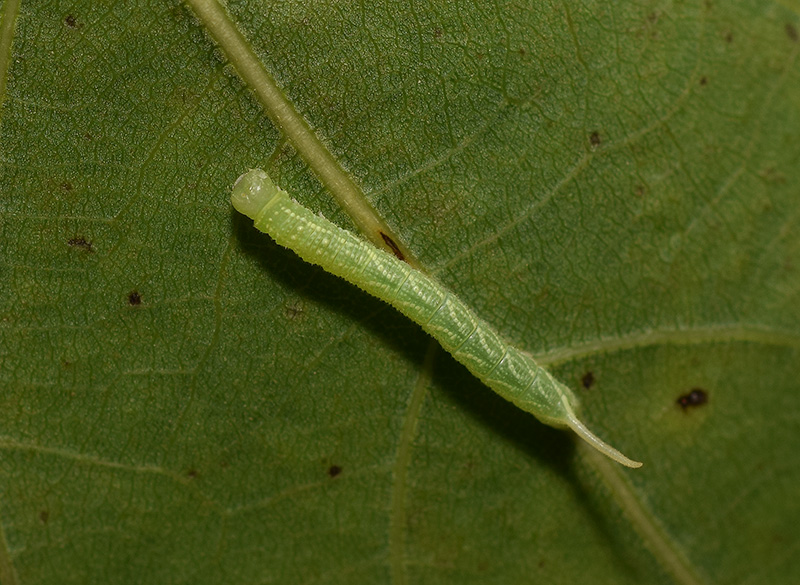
[231,169,642,468]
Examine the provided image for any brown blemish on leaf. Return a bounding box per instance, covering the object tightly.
[786,23,798,42]
[39,510,49,524]
[67,236,94,253]
[581,371,595,389]
[284,300,305,321]
[380,232,406,262]
[127,291,142,306]
[758,165,786,184]
[187,468,199,479]
[677,388,708,411]
[699,76,708,86]
[327,465,342,478]
[64,14,81,28]
[589,131,601,148]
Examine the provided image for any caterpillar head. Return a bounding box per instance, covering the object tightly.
[231,169,279,220]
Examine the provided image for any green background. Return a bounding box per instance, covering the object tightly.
[0,0,798,583]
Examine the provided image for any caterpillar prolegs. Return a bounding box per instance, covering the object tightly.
[231,169,642,468]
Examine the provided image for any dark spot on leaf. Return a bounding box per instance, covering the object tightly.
[127,291,142,306]
[786,23,798,42]
[677,388,708,410]
[64,14,80,28]
[589,131,601,148]
[518,47,526,56]
[40,510,49,524]
[328,465,342,478]
[724,31,734,43]
[171,86,198,107]
[538,558,546,568]
[380,232,405,262]
[433,27,442,39]
[284,300,305,321]
[581,371,595,389]
[699,76,708,86]
[62,360,72,368]
[67,236,93,253]
[60,182,73,192]
[169,3,194,23]
[634,184,646,197]
[187,468,199,479]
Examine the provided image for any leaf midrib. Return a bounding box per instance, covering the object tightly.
[184,0,418,265]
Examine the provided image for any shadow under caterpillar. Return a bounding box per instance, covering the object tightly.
[231,169,642,468]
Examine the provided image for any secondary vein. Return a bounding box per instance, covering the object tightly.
[581,445,706,585]
[0,0,22,126]
[389,341,437,585]
[536,323,800,367]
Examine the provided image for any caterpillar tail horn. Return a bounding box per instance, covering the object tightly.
[563,413,643,468]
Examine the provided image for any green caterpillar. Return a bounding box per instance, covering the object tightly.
[231,169,642,468]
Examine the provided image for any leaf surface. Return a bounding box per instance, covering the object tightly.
[0,1,798,583]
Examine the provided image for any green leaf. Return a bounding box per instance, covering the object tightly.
[1,1,798,584]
